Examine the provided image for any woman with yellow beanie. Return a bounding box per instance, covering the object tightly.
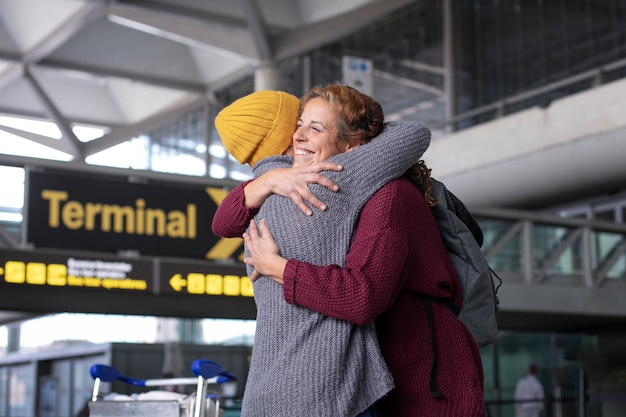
[213,83,485,417]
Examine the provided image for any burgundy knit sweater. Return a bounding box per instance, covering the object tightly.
[213,177,486,417]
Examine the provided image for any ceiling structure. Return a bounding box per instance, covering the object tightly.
[0,0,418,328]
[0,0,414,161]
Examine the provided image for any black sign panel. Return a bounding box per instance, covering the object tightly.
[0,249,153,292]
[0,249,257,319]
[160,260,250,297]
[27,170,223,259]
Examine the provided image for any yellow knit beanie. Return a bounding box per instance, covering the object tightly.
[215,90,300,167]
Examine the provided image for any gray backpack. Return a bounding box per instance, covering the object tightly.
[419,179,501,398]
[429,178,501,347]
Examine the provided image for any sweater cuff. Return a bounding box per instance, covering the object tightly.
[237,179,261,212]
[283,259,299,305]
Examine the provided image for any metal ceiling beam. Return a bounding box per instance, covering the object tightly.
[272,0,416,60]
[21,2,104,65]
[38,59,208,93]
[112,0,246,27]
[106,2,260,59]
[0,105,124,130]
[0,2,101,104]
[0,124,76,156]
[23,66,84,159]
[82,95,206,156]
[239,0,273,61]
[0,64,23,92]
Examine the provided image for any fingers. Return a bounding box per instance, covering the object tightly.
[242,226,257,281]
[313,162,343,173]
[305,162,341,191]
[286,191,314,215]
[267,163,342,215]
[247,218,259,238]
[257,218,272,237]
[312,175,339,193]
[288,172,338,214]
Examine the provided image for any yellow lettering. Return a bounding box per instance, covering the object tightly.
[41,190,68,228]
[146,208,166,236]
[135,279,147,290]
[164,273,255,297]
[84,277,101,287]
[68,275,84,286]
[26,262,46,285]
[100,278,147,290]
[136,199,145,235]
[40,190,196,240]
[84,203,102,231]
[5,261,25,284]
[101,205,134,233]
[206,274,223,295]
[47,264,67,286]
[62,201,84,229]
[187,204,196,238]
[188,273,205,294]
[241,276,254,297]
[223,275,240,296]
[167,210,186,238]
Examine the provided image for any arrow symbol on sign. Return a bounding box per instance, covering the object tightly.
[169,274,187,292]
[205,187,244,260]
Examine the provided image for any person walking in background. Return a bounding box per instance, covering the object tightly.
[515,364,545,417]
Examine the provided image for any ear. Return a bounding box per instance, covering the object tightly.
[344,140,361,152]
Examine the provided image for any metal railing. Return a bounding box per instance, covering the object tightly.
[472,206,626,286]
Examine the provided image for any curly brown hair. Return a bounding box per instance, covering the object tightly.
[300,82,384,146]
[406,160,437,207]
[301,82,436,206]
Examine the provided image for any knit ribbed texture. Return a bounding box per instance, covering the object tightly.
[215,90,300,166]
[240,122,431,417]
[281,177,486,417]
[337,179,485,417]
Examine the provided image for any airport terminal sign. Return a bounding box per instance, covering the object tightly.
[26,170,238,260]
[161,260,253,298]
[0,249,250,296]
[0,249,152,292]
[0,248,255,319]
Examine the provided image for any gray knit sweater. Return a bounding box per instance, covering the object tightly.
[241,122,431,417]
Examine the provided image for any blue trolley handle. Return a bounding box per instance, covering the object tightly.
[190,360,236,417]
[89,360,236,417]
[191,359,236,382]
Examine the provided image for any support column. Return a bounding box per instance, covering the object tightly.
[7,323,20,353]
[443,0,456,133]
[254,65,281,91]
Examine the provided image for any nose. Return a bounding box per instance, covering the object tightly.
[293,125,305,142]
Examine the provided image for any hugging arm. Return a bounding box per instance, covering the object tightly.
[244,180,421,325]
[242,162,342,215]
[211,160,343,237]
[324,121,431,195]
[211,180,259,238]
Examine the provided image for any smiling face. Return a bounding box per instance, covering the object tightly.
[291,97,358,168]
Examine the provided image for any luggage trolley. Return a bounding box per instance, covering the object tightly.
[89,359,236,417]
